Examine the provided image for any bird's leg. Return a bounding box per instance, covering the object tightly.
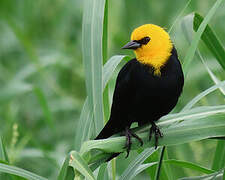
[125,127,143,158]
[149,122,163,149]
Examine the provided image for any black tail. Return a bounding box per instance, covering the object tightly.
[95,116,122,140]
[95,117,122,161]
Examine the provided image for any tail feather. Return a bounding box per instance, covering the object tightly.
[95,117,122,140]
[95,117,122,161]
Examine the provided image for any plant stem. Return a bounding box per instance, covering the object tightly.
[155,146,166,180]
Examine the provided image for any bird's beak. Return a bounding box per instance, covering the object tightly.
[122,40,141,50]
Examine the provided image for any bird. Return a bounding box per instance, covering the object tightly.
[95,24,184,159]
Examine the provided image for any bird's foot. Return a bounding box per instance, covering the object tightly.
[149,122,163,149]
[124,127,143,158]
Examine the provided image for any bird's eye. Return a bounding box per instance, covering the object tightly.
[139,37,150,45]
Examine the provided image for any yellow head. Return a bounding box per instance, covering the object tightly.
[122,24,173,76]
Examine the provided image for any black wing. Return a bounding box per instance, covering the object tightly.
[95,59,137,139]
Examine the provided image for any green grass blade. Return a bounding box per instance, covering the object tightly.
[164,160,214,174]
[69,151,95,180]
[102,55,127,89]
[102,0,108,65]
[193,13,225,70]
[212,140,225,170]
[119,148,157,180]
[0,163,48,180]
[178,170,223,180]
[0,137,9,163]
[133,158,215,179]
[74,55,127,150]
[74,98,93,151]
[80,112,225,164]
[82,0,106,136]
[133,162,157,178]
[0,138,13,180]
[168,0,192,33]
[58,154,74,180]
[182,81,225,111]
[159,105,225,126]
[182,12,225,95]
[97,163,108,180]
[182,0,223,76]
[197,50,225,95]
[102,0,110,123]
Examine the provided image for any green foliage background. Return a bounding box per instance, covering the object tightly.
[0,0,224,179]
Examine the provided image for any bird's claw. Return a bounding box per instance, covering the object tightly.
[149,122,163,149]
[124,127,143,158]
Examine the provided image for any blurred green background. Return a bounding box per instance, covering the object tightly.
[0,0,224,179]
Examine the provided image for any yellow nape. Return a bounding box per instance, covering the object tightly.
[131,24,173,75]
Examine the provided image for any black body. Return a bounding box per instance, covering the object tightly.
[95,47,184,140]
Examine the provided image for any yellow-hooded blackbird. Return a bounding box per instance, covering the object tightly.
[95,24,184,158]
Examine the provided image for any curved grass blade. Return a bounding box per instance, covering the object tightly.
[159,105,225,126]
[193,13,225,70]
[69,151,95,180]
[119,148,157,180]
[182,81,225,111]
[197,48,225,95]
[133,162,157,179]
[0,163,48,180]
[182,0,223,76]
[178,170,223,180]
[80,113,225,159]
[168,0,192,33]
[164,160,215,174]
[181,13,225,108]
[102,55,127,89]
[133,158,215,179]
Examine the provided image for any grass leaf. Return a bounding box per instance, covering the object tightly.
[182,0,223,76]
[82,0,106,136]
[164,160,214,174]
[178,170,223,180]
[182,81,225,111]
[119,148,157,180]
[74,98,93,151]
[102,55,127,89]
[80,111,225,165]
[193,13,225,70]
[69,151,95,180]
[0,163,48,180]
[132,158,215,179]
